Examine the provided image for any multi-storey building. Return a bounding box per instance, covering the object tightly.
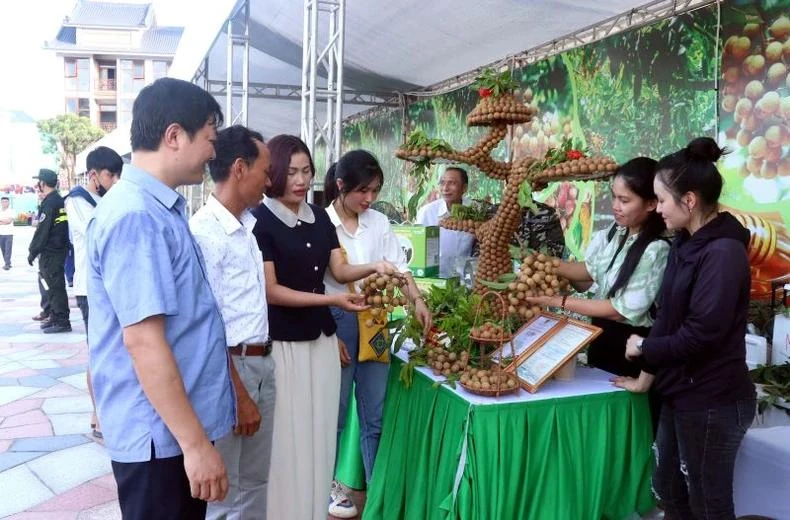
[45,1,182,133]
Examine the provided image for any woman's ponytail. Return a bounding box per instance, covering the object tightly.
[323,163,339,206]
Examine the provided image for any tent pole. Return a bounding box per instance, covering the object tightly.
[302,0,345,203]
[334,0,345,170]
[225,17,233,126]
[242,0,250,126]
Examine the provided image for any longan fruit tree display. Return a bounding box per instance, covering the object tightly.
[396,69,618,295]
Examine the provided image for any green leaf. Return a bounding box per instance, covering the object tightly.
[517,181,539,213]
[497,273,517,283]
[479,280,510,291]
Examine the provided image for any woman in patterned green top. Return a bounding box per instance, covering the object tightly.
[526,157,670,378]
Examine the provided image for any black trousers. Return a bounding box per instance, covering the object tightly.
[39,274,50,315]
[0,235,12,267]
[39,250,69,324]
[76,295,89,339]
[112,448,207,520]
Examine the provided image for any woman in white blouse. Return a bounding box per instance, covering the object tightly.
[323,150,432,518]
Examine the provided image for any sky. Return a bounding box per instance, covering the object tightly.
[0,0,198,120]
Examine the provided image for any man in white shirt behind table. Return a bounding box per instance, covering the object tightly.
[416,166,476,278]
[189,125,275,520]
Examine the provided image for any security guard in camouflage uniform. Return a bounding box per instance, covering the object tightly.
[28,169,71,333]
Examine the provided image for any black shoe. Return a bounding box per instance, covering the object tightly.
[43,322,72,334]
[40,320,55,330]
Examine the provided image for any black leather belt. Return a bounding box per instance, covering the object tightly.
[228,340,272,357]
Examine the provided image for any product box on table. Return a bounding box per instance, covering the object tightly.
[413,277,457,294]
[392,225,439,278]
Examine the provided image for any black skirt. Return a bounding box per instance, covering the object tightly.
[588,318,651,378]
[589,317,661,437]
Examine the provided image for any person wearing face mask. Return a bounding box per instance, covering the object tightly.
[619,138,756,518]
[251,136,397,520]
[416,166,476,277]
[65,146,123,440]
[323,151,432,518]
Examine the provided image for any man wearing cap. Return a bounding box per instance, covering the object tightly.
[29,169,71,333]
[189,125,275,520]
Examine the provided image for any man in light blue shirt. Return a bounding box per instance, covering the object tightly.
[86,77,235,520]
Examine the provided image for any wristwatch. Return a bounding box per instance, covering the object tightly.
[635,338,644,353]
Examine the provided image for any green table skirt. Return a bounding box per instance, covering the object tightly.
[335,385,367,489]
[350,357,656,520]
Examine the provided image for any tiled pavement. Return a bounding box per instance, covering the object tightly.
[0,228,120,519]
[0,230,362,520]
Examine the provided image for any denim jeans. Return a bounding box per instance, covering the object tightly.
[653,399,756,519]
[332,306,389,484]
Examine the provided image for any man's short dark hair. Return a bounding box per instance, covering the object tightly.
[208,125,265,183]
[130,78,224,152]
[0,196,9,201]
[86,146,123,175]
[445,166,469,185]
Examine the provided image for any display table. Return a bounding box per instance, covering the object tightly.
[734,425,790,518]
[355,352,655,520]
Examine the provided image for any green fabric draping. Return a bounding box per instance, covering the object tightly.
[335,384,367,490]
[361,357,655,520]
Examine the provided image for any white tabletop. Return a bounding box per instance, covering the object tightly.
[395,350,626,406]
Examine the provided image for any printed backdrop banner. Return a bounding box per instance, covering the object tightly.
[341,0,789,298]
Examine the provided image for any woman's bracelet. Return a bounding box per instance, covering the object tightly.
[561,295,568,311]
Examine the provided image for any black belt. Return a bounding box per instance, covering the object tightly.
[228,340,272,357]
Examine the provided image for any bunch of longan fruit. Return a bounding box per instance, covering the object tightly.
[470,321,510,341]
[460,367,519,393]
[361,272,408,327]
[506,253,571,321]
[426,347,470,378]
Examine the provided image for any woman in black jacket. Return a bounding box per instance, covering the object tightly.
[615,137,756,519]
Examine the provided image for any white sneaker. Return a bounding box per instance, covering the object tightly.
[328,480,358,519]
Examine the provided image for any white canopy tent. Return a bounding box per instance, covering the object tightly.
[77,0,712,173]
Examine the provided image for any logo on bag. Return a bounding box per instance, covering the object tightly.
[370,329,390,358]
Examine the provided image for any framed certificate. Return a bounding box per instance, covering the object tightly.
[514,318,602,393]
[490,313,563,366]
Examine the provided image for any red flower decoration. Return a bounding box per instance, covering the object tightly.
[478,87,493,98]
[566,150,584,160]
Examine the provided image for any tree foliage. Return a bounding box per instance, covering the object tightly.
[37,114,104,189]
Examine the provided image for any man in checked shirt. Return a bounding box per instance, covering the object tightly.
[190,125,275,520]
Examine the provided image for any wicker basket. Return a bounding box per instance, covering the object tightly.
[460,291,519,397]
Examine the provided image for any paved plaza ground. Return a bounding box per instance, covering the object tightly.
[0,227,120,519]
[0,227,364,520]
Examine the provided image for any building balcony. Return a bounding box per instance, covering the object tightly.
[99,121,117,132]
[96,79,116,92]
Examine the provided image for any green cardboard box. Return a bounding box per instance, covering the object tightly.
[413,277,457,294]
[392,225,439,278]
